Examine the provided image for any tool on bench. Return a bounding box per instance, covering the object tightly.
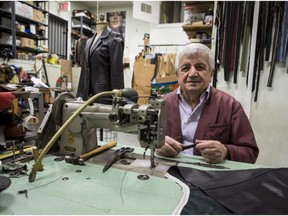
[65,141,117,165]
[64,155,85,165]
[102,147,134,173]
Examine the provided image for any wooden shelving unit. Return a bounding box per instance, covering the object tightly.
[182,1,214,47]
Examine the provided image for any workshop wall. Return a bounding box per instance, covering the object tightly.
[216,56,288,167]
[210,2,288,168]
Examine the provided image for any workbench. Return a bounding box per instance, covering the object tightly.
[0,145,268,215]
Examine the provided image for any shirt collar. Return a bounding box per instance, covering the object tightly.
[177,85,211,103]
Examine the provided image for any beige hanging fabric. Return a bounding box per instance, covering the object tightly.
[156,53,177,79]
[132,56,155,105]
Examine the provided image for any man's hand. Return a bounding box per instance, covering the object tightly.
[156,136,183,157]
[195,139,228,163]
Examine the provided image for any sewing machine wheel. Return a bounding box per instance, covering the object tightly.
[51,92,75,126]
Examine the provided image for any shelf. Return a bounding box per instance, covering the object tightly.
[71,27,94,38]
[0,2,49,59]
[0,8,48,26]
[71,11,95,64]
[0,25,48,40]
[182,24,213,31]
[0,43,48,54]
[182,23,213,39]
[184,1,214,12]
[72,16,96,26]
[0,25,12,34]
[19,1,49,14]
[16,31,48,41]
[182,1,214,46]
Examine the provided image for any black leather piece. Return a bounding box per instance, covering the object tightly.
[168,166,233,215]
[168,166,288,214]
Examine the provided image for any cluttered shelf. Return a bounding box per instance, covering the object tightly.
[182,24,213,31]
[0,25,48,41]
[182,1,214,46]
[0,2,49,59]
[0,44,49,54]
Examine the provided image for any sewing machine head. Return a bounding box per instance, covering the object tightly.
[52,88,166,166]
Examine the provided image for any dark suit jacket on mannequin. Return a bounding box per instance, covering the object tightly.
[76,26,124,104]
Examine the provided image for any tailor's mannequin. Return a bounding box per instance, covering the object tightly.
[77,14,124,104]
[96,21,107,34]
[90,21,108,53]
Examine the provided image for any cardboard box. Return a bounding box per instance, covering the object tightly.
[60,59,72,73]
[60,59,73,86]
[21,38,35,48]
[24,4,33,20]
[33,9,43,23]
[15,1,25,16]
[155,75,178,83]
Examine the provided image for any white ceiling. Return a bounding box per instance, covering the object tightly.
[78,1,133,8]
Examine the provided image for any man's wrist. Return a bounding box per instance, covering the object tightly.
[225,146,230,160]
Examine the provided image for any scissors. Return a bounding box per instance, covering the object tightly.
[102,147,134,173]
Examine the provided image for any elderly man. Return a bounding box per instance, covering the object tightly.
[156,43,259,164]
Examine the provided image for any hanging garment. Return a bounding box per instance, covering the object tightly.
[76,26,124,104]
[168,166,288,215]
[75,37,88,66]
[132,57,155,105]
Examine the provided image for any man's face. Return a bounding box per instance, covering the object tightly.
[177,53,213,96]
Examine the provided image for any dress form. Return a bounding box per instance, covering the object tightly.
[90,21,108,53]
[77,14,124,104]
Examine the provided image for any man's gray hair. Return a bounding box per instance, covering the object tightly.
[175,43,215,72]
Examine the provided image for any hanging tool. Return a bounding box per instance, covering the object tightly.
[102,147,134,173]
[267,2,283,87]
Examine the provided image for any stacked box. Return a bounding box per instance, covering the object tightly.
[33,9,43,23]
[21,38,35,48]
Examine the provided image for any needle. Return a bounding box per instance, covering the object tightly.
[182,143,197,151]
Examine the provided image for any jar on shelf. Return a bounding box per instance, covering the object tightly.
[183,6,194,24]
[204,8,214,25]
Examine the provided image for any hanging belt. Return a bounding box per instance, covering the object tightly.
[267,2,283,87]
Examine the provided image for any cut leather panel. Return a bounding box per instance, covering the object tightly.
[168,166,288,214]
